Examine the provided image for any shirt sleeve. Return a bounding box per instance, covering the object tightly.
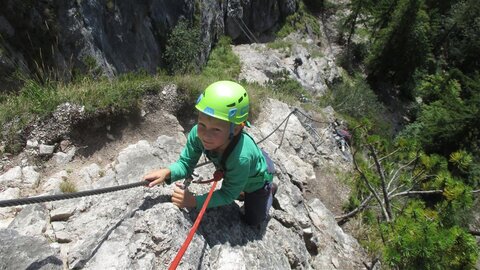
[194,156,250,209]
[167,125,203,184]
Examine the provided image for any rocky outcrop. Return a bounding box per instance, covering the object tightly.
[0,0,297,92]
[0,98,365,269]
[232,32,341,96]
[0,229,63,270]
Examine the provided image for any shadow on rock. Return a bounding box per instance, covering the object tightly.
[186,203,269,247]
[138,194,172,212]
[26,256,63,270]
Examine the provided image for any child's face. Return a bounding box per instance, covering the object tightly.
[197,113,236,152]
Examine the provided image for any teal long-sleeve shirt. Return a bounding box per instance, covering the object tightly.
[167,125,272,209]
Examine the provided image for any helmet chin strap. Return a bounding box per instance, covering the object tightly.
[229,123,235,140]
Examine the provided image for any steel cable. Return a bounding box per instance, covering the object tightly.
[0,180,150,208]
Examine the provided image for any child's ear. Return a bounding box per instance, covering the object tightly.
[233,124,244,136]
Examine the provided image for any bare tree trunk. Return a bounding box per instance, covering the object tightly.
[352,149,390,221]
[369,145,392,221]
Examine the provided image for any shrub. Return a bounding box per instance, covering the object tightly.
[327,73,386,119]
[202,36,241,80]
[60,179,77,193]
[277,3,322,38]
[383,201,478,270]
[266,69,310,100]
[164,19,203,75]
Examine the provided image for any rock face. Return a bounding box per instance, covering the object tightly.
[232,33,341,96]
[0,0,297,92]
[0,229,63,270]
[0,98,365,269]
[0,0,194,82]
[225,0,297,43]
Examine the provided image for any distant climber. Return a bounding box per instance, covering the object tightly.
[333,119,352,152]
[293,57,303,72]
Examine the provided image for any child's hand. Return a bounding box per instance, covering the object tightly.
[144,168,171,187]
[172,182,197,208]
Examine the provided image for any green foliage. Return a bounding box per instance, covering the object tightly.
[439,0,480,74]
[201,36,241,80]
[0,73,165,151]
[164,19,203,75]
[450,150,473,174]
[60,179,77,193]
[320,74,393,137]
[418,152,448,173]
[68,73,161,113]
[326,74,384,118]
[346,126,478,268]
[173,36,241,108]
[337,41,368,73]
[367,0,432,99]
[383,201,478,270]
[81,55,103,79]
[277,2,321,38]
[266,40,293,55]
[242,82,270,123]
[266,69,310,101]
[1,80,59,122]
[170,74,212,107]
[439,177,473,227]
[416,74,462,104]
[404,72,480,158]
[347,211,384,257]
[337,0,480,268]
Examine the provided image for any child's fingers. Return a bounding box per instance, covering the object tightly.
[171,196,182,207]
[172,196,184,208]
[147,178,165,187]
[172,186,185,198]
[172,187,185,207]
[143,172,158,181]
[144,169,167,181]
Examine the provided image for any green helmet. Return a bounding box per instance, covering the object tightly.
[195,81,249,124]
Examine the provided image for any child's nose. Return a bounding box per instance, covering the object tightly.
[205,130,215,138]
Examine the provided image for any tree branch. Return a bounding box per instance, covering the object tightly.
[469,230,480,236]
[390,190,443,199]
[378,148,400,162]
[387,156,419,190]
[335,194,373,223]
[387,172,432,197]
[390,189,479,200]
[352,149,389,221]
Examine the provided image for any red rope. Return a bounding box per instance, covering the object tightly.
[168,180,218,270]
[192,170,224,184]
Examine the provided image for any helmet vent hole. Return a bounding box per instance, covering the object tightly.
[226,102,236,107]
[238,96,243,103]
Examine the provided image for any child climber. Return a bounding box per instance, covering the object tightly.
[144,80,276,226]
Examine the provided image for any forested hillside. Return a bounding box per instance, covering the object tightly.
[328,0,480,268]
